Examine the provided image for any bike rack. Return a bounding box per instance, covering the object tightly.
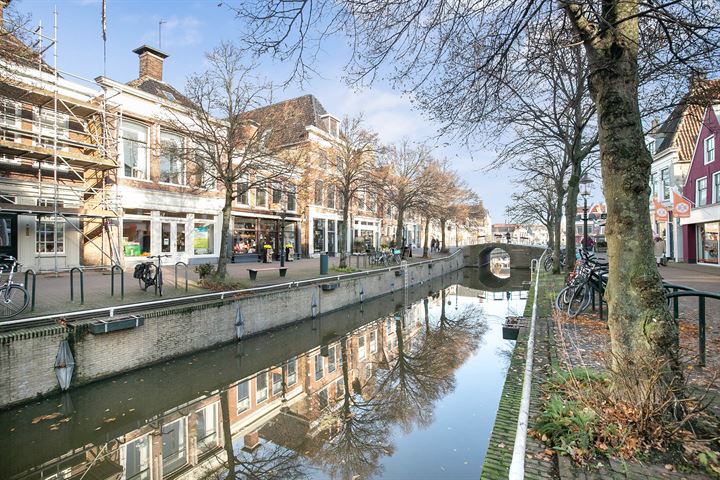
[23,269,37,311]
[175,261,188,292]
[110,265,124,299]
[70,267,84,304]
[665,288,720,367]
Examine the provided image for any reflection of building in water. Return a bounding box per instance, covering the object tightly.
[14,299,438,480]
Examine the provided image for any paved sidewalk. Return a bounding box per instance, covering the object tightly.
[6,248,445,320]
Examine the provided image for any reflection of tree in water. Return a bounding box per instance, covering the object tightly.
[202,391,308,480]
[310,336,393,480]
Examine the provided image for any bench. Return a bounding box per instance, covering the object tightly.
[247,267,288,280]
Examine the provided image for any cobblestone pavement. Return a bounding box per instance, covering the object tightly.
[4,248,444,320]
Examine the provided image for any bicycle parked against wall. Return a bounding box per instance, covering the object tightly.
[134,254,170,296]
[0,255,29,319]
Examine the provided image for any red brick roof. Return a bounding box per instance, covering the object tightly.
[244,95,331,148]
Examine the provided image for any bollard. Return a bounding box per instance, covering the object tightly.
[110,264,124,299]
[23,269,37,311]
[320,254,329,275]
[70,267,84,304]
[175,261,188,292]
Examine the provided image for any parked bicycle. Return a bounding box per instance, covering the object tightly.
[0,255,29,319]
[543,247,566,272]
[134,254,170,296]
[555,249,608,318]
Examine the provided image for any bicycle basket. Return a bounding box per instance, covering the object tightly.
[133,263,146,279]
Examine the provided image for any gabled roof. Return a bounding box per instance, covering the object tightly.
[125,77,195,109]
[654,79,720,163]
[244,94,332,148]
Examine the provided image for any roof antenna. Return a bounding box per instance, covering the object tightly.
[158,19,166,49]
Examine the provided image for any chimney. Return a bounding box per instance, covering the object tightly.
[0,0,11,30]
[132,45,169,81]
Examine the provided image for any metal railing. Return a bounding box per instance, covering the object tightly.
[0,250,463,329]
[69,267,84,304]
[23,269,37,311]
[174,262,188,292]
[110,265,124,299]
[665,286,720,367]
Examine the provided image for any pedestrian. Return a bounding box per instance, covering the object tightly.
[654,235,665,266]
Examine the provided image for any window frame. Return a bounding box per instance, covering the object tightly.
[713,172,720,204]
[358,335,366,360]
[255,184,268,208]
[195,402,220,454]
[704,135,715,165]
[328,345,336,373]
[314,180,324,205]
[0,97,21,143]
[314,354,324,381]
[661,168,670,201]
[36,218,65,255]
[236,380,250,413]
[256,371,268,403]
[120,119,150,180]
[158,129,186,185]
[32,107,70,150]
[697,176,708,207]
[161,417,188,475]
[121,434,152,480]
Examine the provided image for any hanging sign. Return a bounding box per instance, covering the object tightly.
[653,198,669,222]
[672,191,692,218]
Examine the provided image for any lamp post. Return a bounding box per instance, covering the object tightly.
[280,207,287,267]
[579,174,594,253]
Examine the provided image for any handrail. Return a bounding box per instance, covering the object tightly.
[509,249,546,478]
[663,282,697,319]
[23,269,37,311]
[1,249,463,328]
[175,261,188,292]
[665,289,720,367]
[110,265,124,299]
[69,267,84,304]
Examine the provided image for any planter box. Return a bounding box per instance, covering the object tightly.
[89,315,144,335]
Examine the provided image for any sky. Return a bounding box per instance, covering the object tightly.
[9,0,600,223]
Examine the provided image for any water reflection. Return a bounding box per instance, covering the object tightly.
[0,271,527,480]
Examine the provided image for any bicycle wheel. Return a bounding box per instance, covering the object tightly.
[555,286,573,312]
[544,256,553,272]
[567,283,591,318]
[0,284,30,319]
[140,264,156,291]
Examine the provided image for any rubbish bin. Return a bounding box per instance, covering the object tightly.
[320,253,329,275]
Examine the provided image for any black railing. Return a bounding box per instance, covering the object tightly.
[23,269,37,311]
[174,261,188,292]
[665,288,720,367]
[70,267,84,304]
[111,264,124,299]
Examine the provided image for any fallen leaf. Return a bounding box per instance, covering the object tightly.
[31,413,62,424]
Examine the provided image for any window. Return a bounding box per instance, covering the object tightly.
[697,177,708,207]
[287,184,297,211]
[123,220,150,256]
[162,418,187,475]
[256,185,267,207]
[256,372,268,403]
[328,345,336,373]
[194,146,217,189]
[318,389,328,410]
[319,152,328,169]
[285,358,297,387]
[315,354,324,380]
[705,135,715,165]
[358,335,366,360]
[272,182,282,204]
[123,435,151,480]
[36,219,64,254]
[272,372,283,396]
[236,179,249,205]
[336,379,345,399]
[159,131,185,184]
[176,223,186,253]
[314,180,324,205]
[326,184,335,209]
[120,120,149,179]
[193,221,214,255]
[196,403,219,454]
[0,98,20,141]
[649,172,657,197]
[661,168,670,201]
[647,138,656,155]
[370,330,377,353]
[714,172,720,204]
[33,108,69,148]
[237,381,250,413]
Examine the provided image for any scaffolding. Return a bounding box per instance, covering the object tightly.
[0,8,121,273]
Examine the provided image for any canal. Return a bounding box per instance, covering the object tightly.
[0,268,528,480]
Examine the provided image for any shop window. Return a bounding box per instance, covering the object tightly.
[162,418,187,475]
[159,131,185,184]
[196,403,219,454]
[237,381,250,413]
[120,120,149,180]
[233,220,257,255]
[36,219,64,254]
[122,435,151,480]
[123,220,151,257]
[698,223,719,264]
[194,221,214,254]
[176,223,186,252]
[313,219,325,253]
[256,372,268,403]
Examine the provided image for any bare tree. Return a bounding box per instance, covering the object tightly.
[328,115,379,268]
[161,42,301,278]
[232,0,720,396]
[505,177,557,249]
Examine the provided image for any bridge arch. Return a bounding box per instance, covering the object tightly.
[462,243,545,270]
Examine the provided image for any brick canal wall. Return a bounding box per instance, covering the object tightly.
[0,253,463,409]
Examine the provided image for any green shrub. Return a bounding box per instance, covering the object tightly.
[194,263,214,279]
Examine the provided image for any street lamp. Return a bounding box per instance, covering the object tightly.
[580,174,594,253]
[280,206,287,267]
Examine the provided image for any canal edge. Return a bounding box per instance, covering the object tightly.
[481,270,564,480]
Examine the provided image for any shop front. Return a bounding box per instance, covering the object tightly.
[681,204,720,265]
[696,222,719,264]
[232,215,300,262]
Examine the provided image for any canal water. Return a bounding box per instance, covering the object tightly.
[0,268,528,480]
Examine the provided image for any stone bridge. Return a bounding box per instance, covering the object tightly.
[461,243,546,270]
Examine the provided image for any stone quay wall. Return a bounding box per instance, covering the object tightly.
[0,253,463,409]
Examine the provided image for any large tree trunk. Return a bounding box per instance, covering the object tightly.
[216,187,233,278]
[423,216,430,258]
[394,208,405,248]
[553,186,565,274]
[564,163,581,273]
[440,218,448,253]
[339,196,350,268]
[582,9,681,391]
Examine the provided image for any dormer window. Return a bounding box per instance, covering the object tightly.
[320,114,340,137]
[704,135,715,165]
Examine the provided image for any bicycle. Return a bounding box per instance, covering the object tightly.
[543,247,566,272]
[0,255,30,319]
[133,255,170,296]
[555,250,608,318]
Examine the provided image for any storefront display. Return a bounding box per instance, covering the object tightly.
[193,221,214,255]
[123,220,150,257]
[698,222,719,264]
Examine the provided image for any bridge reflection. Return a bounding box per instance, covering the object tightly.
[462,264,532,292]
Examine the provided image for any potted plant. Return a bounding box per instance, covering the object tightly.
[263,244,273,263]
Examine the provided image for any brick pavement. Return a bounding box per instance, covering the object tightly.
[5,248,442,320]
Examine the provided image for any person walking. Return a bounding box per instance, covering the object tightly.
[654,235,665,266]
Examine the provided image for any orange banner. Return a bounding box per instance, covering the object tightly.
[653,198,669,222]
[672,190,692,218]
